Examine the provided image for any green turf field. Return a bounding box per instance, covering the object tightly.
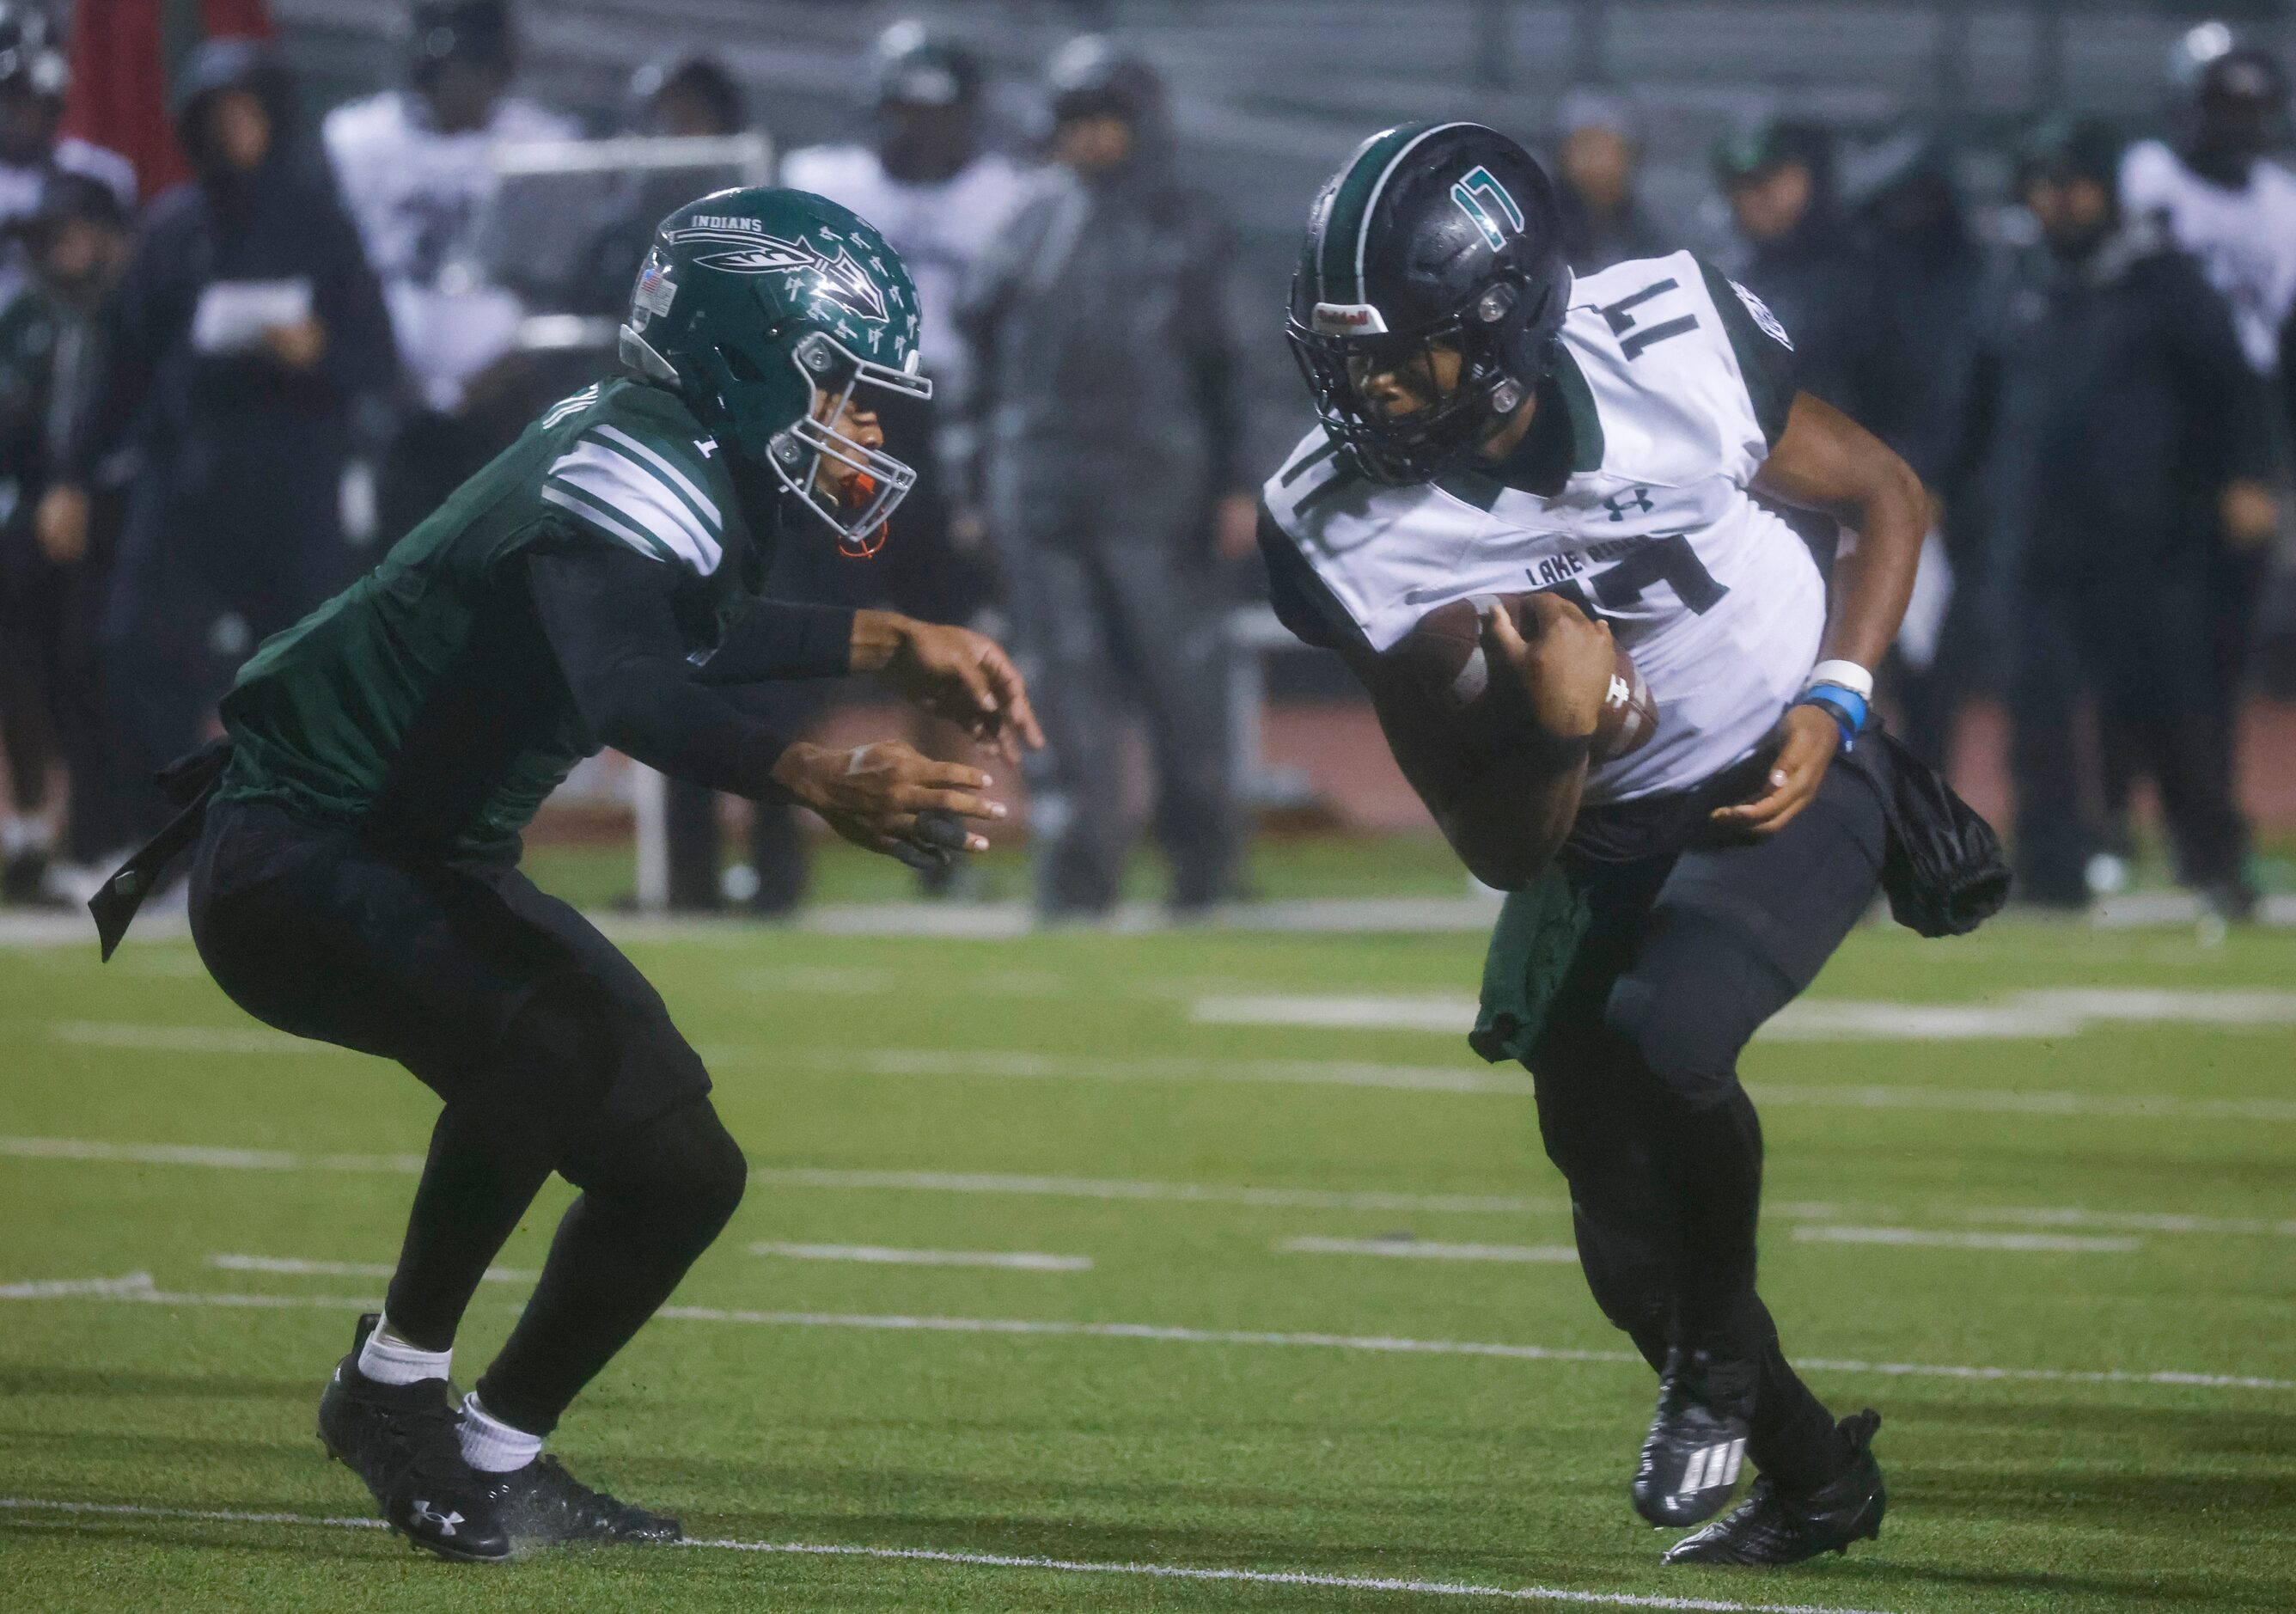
[3,871,2293,1611]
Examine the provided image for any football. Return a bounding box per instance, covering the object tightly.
[1390,591,1658,762]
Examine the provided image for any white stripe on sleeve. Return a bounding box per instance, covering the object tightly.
[546,441,724,574]
[592,425,722,534]
[540,484,672,564]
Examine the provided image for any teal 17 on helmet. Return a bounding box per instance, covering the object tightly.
[620,185,929,553]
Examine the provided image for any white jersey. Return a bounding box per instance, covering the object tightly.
[323,89,580,413]
[1262,251,1823,806]
[2121,138,2296,376]
[778,143,1030,393]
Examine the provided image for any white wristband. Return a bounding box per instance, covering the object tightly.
[1804,659,1874,701]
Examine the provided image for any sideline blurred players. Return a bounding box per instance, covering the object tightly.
[43,42,397,848]
[1853,135,1990,771]
[777,22,1029,904]
[324,0,579,541]
[1985,119,2276,916]
[2121,24,2296,845]
[0,2,135,297]
[961,38,1248,920]
[1553,89,1666,275]
[0,171,127,902]
[1711,120,1886,426]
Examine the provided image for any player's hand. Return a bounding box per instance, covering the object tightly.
[35,484,89,565]
[261,315,327,371]
[771,738,1006,870]
[2221,479,2279,552]
[1484,592,1613,739]
[1709,703,1839,838]
[1214,490,1260,563]
[858,612,1046,763]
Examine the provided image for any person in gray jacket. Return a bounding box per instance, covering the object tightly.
[958,37,1250,919]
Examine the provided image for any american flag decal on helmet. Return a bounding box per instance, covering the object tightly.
[632,250,677,324]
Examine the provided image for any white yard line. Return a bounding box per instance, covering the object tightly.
[749,1243,1091,1272]
[51,1021,350,1056]
[747,1165,1548,1215]
[0,1497,1895,1612]
[1749,1084,2296,1124]
[205,1255,535,1283]
[6,891,2293,947]
[0,1135,425,1173]
[4,1274,2287,1393]
[1280,1237,1580,1263]
[1950,1205,2296,1238]
[41,1012,2296,1116]
[796,1047,1533,1094]
[1192,987,2296,1042]
[804,1046,2295,1122]
[1194,994,1482,1033]
[13,1134,2292,1237]
[1791,1226,2141,1254]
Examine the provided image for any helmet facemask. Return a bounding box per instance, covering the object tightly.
[703,329,931,557]
[1287,277,1554,486]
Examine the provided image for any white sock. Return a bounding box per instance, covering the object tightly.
[355,1315,451,1386]
[1,815,46,859]
[458,1392,543,1473]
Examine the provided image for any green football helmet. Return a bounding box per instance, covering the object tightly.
[620,186,929,553]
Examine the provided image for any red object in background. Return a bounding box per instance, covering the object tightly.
[58,0,276,201]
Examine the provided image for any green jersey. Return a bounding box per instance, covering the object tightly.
[217,376,766,862]
[0,280,95,532]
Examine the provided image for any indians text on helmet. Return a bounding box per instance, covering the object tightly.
[666,220,892,323]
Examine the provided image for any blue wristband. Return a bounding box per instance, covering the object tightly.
[1798,684,1867,751]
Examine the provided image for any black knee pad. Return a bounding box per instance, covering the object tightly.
[1601,938,1774,1110]
[568,1098,748,1257]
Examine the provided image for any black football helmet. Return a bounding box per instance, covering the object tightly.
[0,3,66,99]
[1287,121,1570,486]
[870,21,982,112]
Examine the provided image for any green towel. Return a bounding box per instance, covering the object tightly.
[1469,860,1593,1066]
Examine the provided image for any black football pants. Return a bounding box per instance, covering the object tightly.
[189,798,746,1435]
[1526,761,1887,1495]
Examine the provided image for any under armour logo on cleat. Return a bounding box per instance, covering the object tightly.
[1676,1437,1746,1496]
[412,1501,463,1536]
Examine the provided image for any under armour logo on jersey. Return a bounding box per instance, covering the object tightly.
[412,1501,464,1536]
[1676,1437,1746,1498]
[1450,165,1525,250]
[1604,488,1654,522]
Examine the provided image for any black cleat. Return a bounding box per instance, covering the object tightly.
[1631,1349,1754,1527]
[318,1313,510,1562]
[483,1453,681,1547]
[1664,1409,1885,1567]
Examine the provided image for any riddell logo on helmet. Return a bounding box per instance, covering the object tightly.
[1311,303,1389,335]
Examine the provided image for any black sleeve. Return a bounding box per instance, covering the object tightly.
[58,215,171,484]
[528,547,796,798]
[1696,257,1798,449]
[2279,298,2296,448]
[2158,255,2277,486]
[1182,202,1246,494]
[312,190,400,411]
[1255,501,1363,656]
[692,595,855,685]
